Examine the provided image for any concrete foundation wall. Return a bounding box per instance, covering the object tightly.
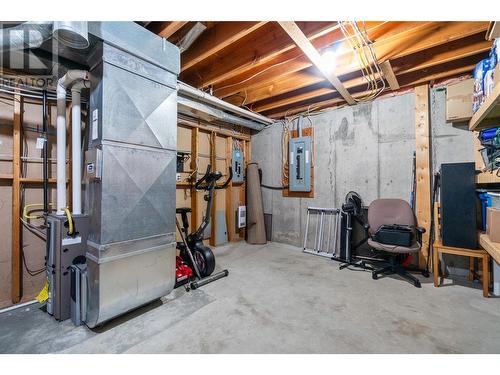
[251,87,474,274]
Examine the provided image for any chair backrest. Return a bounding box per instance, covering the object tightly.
[367,199,416,235]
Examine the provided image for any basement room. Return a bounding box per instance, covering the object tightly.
[1,1,500,371]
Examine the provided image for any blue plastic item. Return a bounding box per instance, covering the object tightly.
[480,127,499,142]
[490,39,498,69]
[473,59,490,113]
[477,191,492,231]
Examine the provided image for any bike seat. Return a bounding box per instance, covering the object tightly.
[176,207,192,214]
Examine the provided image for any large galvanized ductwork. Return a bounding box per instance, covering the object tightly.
[81,23,180,328]
[53,21,89,50]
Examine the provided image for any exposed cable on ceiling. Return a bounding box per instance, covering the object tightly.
[337,21,386,102]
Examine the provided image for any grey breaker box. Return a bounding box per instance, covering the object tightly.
[232,148,244,183]
[289,136,312,192]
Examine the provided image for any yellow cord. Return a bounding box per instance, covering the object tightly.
[22,203,53,220]
[64,207,74,235]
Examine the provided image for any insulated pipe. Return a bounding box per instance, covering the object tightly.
[71,81,90,215]
[177,96,266,131]
[56,70,89,215]
[177,82,274,126]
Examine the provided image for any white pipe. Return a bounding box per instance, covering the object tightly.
[56,82,67,215]
[71,81,89,215]
[56,70,89,215]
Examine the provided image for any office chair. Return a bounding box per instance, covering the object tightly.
[366,199,425,288]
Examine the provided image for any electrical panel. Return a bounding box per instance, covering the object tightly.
[232,148,244,183]
[289,136,312,192]
[176,151,189,173]
[237,205,246,228]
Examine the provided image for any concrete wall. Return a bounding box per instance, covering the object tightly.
[252,87,475,274]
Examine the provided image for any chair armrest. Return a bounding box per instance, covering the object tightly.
[415,226,426,244]
[415,226,426,234]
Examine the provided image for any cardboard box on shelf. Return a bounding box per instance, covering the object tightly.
[446,78,474,122]
[487,206,500,242]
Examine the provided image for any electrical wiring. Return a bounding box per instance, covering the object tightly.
[213,56,302,94]
[212,21,390,97]
[20,217,47,240]
[337,21,386,102]
[21,247,46,276]
[232,138,243,151]
[281,118,290,184]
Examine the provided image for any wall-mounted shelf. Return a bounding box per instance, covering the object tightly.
[479,232,500,264]
[473,135,500,184]
[469,82,500,131]
[476,171,500,184]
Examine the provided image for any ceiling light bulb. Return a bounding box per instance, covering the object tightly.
[321,49,337,73]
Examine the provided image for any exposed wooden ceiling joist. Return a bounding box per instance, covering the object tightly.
[143,21,491,118]
[216,22,487,104]
[156,21,189,39]
[391,32,491,75]
[264,57,482,118]
[181,22,268,72]
[255,51,486,115]
[277,21,355,105]
[180,21,341,88]
[380,61,400,90]
[225,25,489,109]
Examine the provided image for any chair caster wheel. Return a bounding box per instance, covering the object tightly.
[372,272,378,280]
[421,270,430,278]
[414,280,422,288]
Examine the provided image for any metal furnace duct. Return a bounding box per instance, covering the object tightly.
[82,24,180,328]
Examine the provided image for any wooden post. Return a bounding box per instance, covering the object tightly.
[209,131,217,247]
[11,92,23,303]
[226,136,234,242]
[414,84,432,269]
[239,140,250,239]
[190,127,199,230]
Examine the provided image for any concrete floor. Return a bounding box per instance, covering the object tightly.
[1,241,500,354]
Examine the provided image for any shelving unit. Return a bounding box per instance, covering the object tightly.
[473,135,500,184]
[469,81,500,131]
[479,232,500,264]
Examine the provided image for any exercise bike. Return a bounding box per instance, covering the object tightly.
[175,164,232,290]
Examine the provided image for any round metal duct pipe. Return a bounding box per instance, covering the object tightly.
[53,21,89,49]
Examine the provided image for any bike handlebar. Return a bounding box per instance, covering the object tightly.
[215,166,232,190]
[194,164,233,190]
